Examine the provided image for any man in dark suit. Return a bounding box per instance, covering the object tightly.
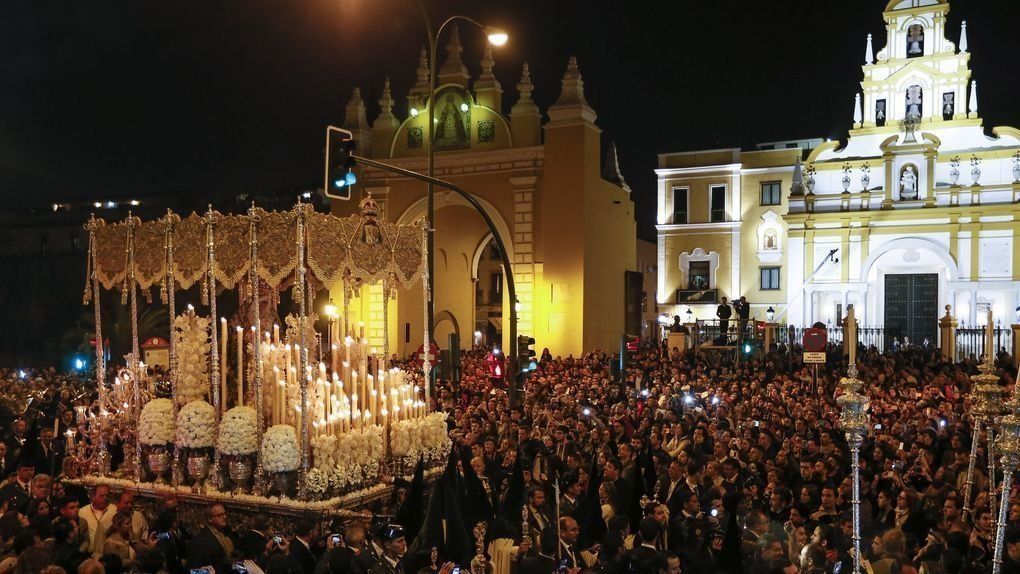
[735,296,751,339]
[658,460,685,517]
[289,518,321,574]
[627,518,661,572]
[187,503,234,574]
[237,514,271,567]
[716,297,732,342]
[519,527,559,574]
[28,426,63,478]
[0,457,34,512]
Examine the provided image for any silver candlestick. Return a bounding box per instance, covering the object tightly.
[838,307,868,574]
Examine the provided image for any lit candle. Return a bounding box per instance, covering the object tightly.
[273,324,280,346]
[236,326,244,408]
[986,309,994,361]
[220,318,228,408]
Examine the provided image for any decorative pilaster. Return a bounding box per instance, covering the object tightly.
[510,176,538,339]
[939,305,958,361]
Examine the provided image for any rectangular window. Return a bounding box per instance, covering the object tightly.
[760,267,781,291]
[672,187,688,224]
[710,185,726,222]
[760,182,781,206]
[489,272,502,304]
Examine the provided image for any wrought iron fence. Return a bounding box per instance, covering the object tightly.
[783,325,891,352]
[955,326,1012,360]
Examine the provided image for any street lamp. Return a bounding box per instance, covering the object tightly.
[415,1,508,377]
[766,306,776,323]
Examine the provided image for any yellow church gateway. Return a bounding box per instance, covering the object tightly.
[657,0,1020,346]
[330,28,637,358]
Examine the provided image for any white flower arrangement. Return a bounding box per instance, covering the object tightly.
[173,311,211,405]
[261,425,300,473]
[176,400,217,449]
[311,434,337,471]
[218,406,258,455]
[139,398,175,446]
[305,467,329,494]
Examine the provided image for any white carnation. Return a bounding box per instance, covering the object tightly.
[218,406,258,455]
[261,424,300,473]
[173,312,210,405]
[306,468,329,494]
[175,400,217,449]
[139,398,175,446]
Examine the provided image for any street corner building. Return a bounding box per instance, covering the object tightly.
[328,28,638,358]
[656,0,1020,349]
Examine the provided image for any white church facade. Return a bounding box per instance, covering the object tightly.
[656,0,1020,345]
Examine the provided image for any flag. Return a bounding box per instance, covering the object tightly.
[575,450,606,548]
[395,455,426,542]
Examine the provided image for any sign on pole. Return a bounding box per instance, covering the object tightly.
[802,328,828,364]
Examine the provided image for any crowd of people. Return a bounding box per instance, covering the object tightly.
[0,339,1018,574]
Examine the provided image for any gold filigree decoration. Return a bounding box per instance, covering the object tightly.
[133,220,166,292]
[95,221,129,290]
[305,211,351,289]
[213,215,251,289]
[256,210,298,288]
[173,213,208,290]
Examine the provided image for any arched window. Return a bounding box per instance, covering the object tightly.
[906,24,924,57]
[905,85,923,119]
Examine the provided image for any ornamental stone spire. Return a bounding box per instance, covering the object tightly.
[343,87,372,156]
[790,155,805,196]
[865,33,874,64]
[853,93,863,128]
[548,56,596,124]
[960,20,968,53]
[602,142,631,193]
[372,78,399,155]
[408,46,430,110]
[511,62,540,147]
[474,44,503,111]
[437,23,469,86]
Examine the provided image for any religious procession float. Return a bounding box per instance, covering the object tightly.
[69,196,450,519]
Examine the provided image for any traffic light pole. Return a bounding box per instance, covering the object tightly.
[351,154,522,407]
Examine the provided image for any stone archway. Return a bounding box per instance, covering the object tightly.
[433,309,461,348]
[393,195,515,353]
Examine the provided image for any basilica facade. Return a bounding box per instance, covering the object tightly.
[330,28,637,357]
[657,0,1020,345]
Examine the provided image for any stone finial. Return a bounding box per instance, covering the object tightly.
[437,23,469,86]
[865,33,874,64]
[602,142,631,193]
[790,155,805,196]
[554,56,589,108]
[516,61,535,104]
[343,87,369,130]
[409,46,430,106]
[853,93,862,126]
[474,44,502,111]
[379,77,394,115]
[968,80,978,116]
[548,56,596,124]
[481,45,495,76]
[960,20,968,53]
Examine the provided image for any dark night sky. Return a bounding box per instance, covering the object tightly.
[3,0,1020,240]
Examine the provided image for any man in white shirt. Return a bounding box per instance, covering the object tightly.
[79,485,114,556]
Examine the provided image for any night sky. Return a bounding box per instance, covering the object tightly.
[4,0,1020,240]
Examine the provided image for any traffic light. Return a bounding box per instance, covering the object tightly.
[517,335,536,374]
[324,126,357,200]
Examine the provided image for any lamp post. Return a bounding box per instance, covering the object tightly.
[413,1,507,387]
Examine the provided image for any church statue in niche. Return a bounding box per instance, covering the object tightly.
[942,93,954,120]
[899,165,918,200]
[764,229,778,250]
[434,89,471,151]
[906,85,922,118]
[906,24,924,57]
[875,100,887,127]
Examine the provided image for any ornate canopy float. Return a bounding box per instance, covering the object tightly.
[74,196,450,513]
